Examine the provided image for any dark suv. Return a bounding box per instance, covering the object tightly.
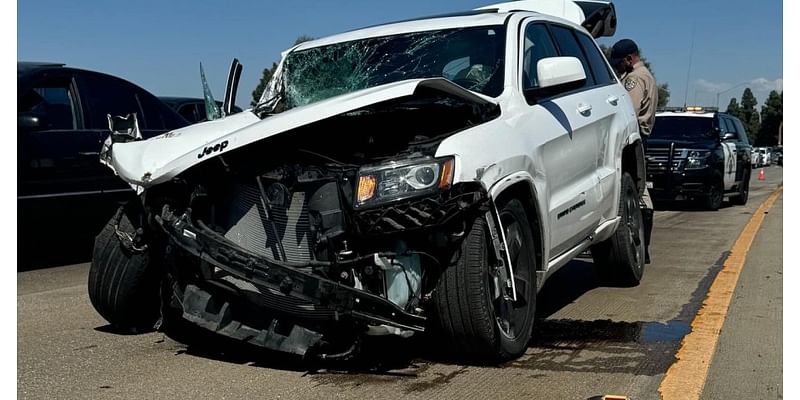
[646,107,752,210]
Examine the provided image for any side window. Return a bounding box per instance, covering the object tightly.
[19,79,78,130]
[723,117,737,134]
[522,23,558,89]
[575,32,616,85]
[733,118,750,144]
[81,74,143,130]
[135,90,171,129]
[549,25,596,88]
[176,104,197,122]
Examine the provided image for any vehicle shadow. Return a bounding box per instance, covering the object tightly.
[535,258,600,319]
[653,199,733,212]
[18,195,125,271]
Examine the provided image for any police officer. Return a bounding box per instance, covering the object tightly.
[609,38,657,264]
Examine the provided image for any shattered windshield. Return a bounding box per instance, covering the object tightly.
[652,117,715,140]
[270,26,506,112]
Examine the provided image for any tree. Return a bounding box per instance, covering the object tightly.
[739,88,760,144]
[657,83,670,109]
[725,98,742,120]
[599,44,670,108]
[250,35,315,106]
[756,90,782,146]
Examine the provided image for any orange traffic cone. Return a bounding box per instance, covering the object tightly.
[758,168,765,181]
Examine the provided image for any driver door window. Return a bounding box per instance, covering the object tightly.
[522,24,558,90]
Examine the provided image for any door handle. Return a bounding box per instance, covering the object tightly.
[577,103,592,115]
[78,151,100,157]
[607,95,619,106]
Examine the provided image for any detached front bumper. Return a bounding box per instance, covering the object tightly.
[158,210,427,355]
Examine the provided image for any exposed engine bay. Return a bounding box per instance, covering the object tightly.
[130,91,498,358]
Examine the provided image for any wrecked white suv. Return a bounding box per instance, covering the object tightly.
[89,1,646,363]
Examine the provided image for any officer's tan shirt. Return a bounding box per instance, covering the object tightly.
[621,61,658,136]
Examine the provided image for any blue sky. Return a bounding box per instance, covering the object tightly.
[18,0,782,109]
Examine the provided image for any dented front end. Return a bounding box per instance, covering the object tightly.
[107,80,499,357]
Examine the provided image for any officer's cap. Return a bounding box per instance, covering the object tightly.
[609,39,639,66]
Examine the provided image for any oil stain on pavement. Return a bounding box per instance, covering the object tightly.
[509,251,728,377]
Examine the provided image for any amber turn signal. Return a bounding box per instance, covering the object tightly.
[439,158,454,189]
[357,175,377,203]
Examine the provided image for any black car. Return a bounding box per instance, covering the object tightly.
[159,96,243,124]
[18,62,190,199]
[646,107,752,210]
[18,62,190,267]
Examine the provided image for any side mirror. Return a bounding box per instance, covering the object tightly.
[107,113,142,143]
[18,112,45,132]
[723,132,736,140]
[537,57,587,88]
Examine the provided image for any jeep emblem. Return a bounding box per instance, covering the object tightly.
[197,140,229,159]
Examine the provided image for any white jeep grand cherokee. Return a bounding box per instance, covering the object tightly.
[90,0,646,363]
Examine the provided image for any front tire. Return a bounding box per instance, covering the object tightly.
[591,172,646,286]
[88,205,160,332]
[432,198,537,363]
[704,173,724,211]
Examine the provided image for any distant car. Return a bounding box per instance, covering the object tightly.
[773,146,783,166]
[758,147,771,166]
[751,148,763,168]
[159,96,243,124]
[18,62,190,200]
[647,107,752,210]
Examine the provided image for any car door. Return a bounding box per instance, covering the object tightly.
[18,69,106,198]
[573,29,628,222]
[731,117,752,180]
[518,22,604,258]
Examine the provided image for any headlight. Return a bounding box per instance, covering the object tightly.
[355,157,455,208]
[685,149,711,169]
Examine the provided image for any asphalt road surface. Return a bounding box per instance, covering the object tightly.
[18,166,783,400]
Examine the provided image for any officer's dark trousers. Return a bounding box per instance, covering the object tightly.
[641,136,653,264]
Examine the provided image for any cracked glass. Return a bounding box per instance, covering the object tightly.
[261,25,506,114]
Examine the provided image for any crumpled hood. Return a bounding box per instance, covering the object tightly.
[109,78,496,188]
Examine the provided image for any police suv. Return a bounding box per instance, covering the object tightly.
[647,107,752,210]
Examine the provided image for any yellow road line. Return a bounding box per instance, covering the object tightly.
[659,186,783,400]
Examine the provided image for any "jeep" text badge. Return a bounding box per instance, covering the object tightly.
[197,140,229,159]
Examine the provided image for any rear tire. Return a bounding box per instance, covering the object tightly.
[88,205,160,332]
[704,173,724,210]
[432,198,537,363]
[730,170,750,206]
[591,172,646,286]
